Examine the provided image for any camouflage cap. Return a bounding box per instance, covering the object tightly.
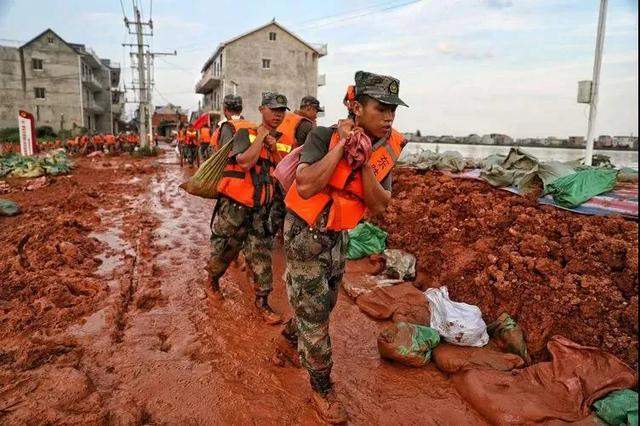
[299,95,324,112]
[354,71,408,107]
[261,92,290,110]
[223,94,242,110]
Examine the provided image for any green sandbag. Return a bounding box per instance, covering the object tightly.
[545,169,618,208]
[377,322,440,367]
[592,389,638,426]
[347,222,387,260]
[0,199,21,216]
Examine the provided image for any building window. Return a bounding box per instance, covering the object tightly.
[32,58,43,70]
[269,32,276,41]
[34,87,46,99]
[47,36,54,44]
[262,59,271,69]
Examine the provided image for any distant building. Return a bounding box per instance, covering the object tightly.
[612,136,636,149]
[596,135,613,148]
[196,20,327,124]
[489,133,513,145]
[0,28,123,134]
[567,136,585,147]
[545,137,564,147]
[152,104,188,137]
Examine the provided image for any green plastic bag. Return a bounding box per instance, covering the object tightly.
[545,169,618,208]
[377,322,440,367]
[347,222,387,260]
[593,389,638,426]
[0,199,21,216]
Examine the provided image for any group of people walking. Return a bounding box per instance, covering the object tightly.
[203,70,407,423]
[55,132,141,155]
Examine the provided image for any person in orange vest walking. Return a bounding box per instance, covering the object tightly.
[270,96,323,235]
[207,92,288,324]
[280,71,408,423]
[198,119,212,161]
[184,124,198,166]
[209,94,251,151]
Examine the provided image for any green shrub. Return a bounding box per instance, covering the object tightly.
[0,128,20,143]
[36,126,56,138]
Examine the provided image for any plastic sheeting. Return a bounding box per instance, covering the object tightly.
[346,222,387,260]
[432,343,525,374]
[402,149,467,172]
[452,336,637,424]
[546,169,618,208]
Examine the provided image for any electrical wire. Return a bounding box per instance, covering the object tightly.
[299,0,421,30]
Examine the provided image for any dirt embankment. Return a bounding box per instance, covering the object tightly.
[377,168,638,368]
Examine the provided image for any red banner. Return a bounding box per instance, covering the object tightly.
[192,113,210,129]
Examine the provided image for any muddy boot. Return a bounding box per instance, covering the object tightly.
[272,319,301,367]
[207,271,224,301]
[309,369,348,424]
[255,295,282,325]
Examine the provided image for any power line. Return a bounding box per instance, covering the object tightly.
[299,0,421,30]
[298,0,410,25]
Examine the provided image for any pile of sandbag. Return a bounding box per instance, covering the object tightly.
[401,148,467,172]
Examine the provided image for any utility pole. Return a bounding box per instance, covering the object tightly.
[145,50,176,145]
[584,0,608,166]
[124,4,153,147]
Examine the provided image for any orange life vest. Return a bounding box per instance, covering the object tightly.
[276,112,312,155]
[199,127,211,144]
[177,129,185,142]
[217,125,276,208]
[185,129,198,145]
[285,128,405,231]
[105,134,116,145]
[211,118,255,150]
[80,135,89,146]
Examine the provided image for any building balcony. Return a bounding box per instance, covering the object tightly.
[85,100,104,114]
[311,43,328,57]
[195,68,222,94]
[82,73,103,91]
[317,74,326,87]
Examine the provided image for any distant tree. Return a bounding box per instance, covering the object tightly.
[415,129,422,137]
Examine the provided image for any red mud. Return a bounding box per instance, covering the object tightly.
[377,168,639,368]
[0,150,485,424]
[1,150,635,424]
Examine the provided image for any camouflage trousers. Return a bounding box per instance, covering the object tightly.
[283,211,348,376]
[268,183,287,237]
[207,196,274,296]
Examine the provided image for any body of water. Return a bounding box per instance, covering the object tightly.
[403,142,639,169]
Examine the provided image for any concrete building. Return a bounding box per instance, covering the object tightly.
[567,136,586,147]
[0,29,123,134]
[612,136,636,149]
[152,104,188,137]
[195,20,326,124]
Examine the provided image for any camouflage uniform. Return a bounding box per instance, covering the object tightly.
[281,71,408,399]
[283,209,348,392]
[207,196,273,295]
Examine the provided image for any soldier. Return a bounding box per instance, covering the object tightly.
[281,71,408,423]
[198,119,212,161]
[210,94,253,151]
[270,96,322,236]
[206,92,288,325]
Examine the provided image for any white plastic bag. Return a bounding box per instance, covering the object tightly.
[424,286,489,347]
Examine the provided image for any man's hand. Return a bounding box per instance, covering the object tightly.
[256,125,270,140]
[264,134,277,150]
[337,119,355,140]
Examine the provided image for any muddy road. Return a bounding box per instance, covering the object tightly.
[1,147,485,424]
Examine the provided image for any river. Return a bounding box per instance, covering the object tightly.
[402,143,639,169]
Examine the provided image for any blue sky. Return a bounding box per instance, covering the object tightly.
[0,0,637,137]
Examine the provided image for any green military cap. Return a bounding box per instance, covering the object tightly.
[354,70,408,107]
[300,95,324,112]
[261,92,290,110]
[223,94,242,110]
